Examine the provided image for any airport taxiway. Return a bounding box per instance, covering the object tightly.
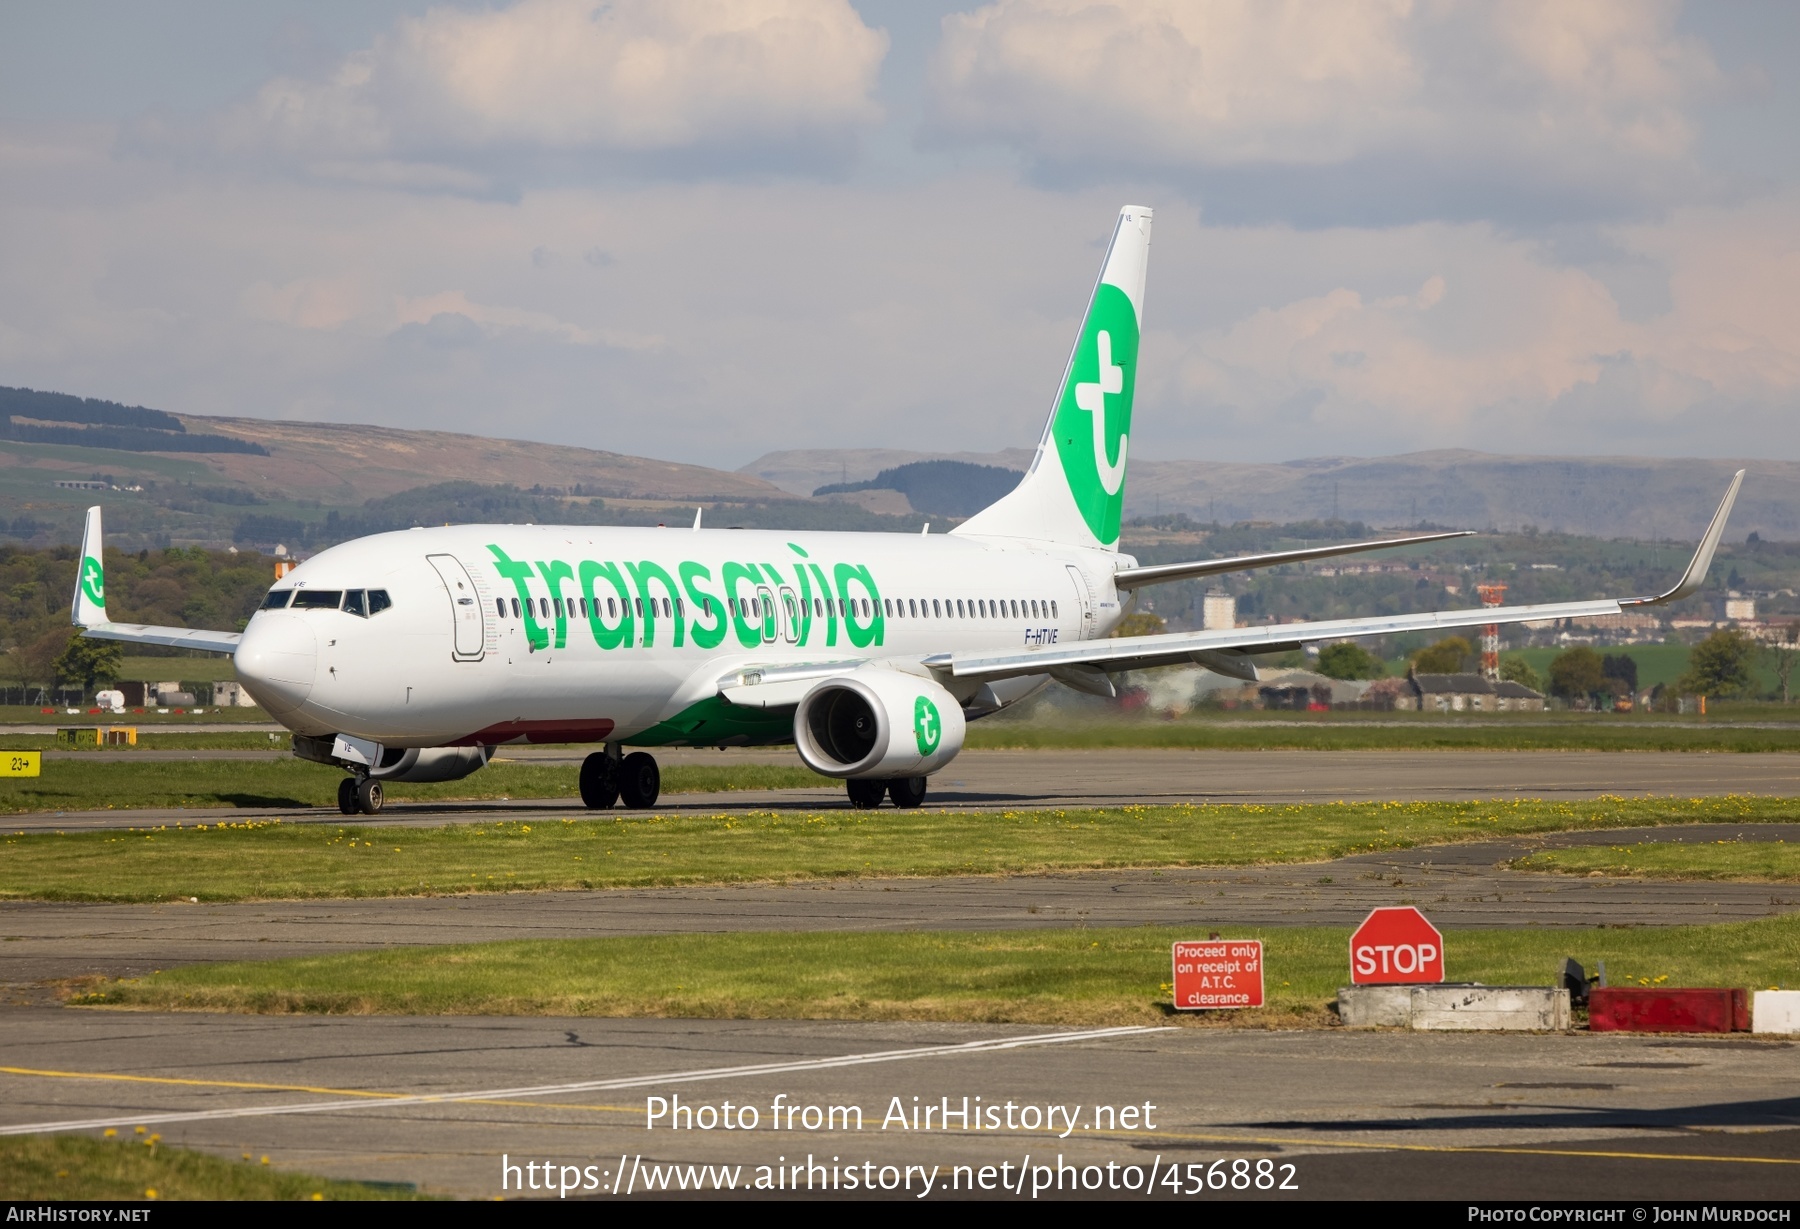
[9,747,1800,833]
[5,748,1798,1200]
[1,1011,1795,1199]
[4,823,1797,992]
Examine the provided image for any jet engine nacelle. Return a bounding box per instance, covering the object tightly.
[368,745,493,783]
[294,734,492,783]
[794,670,965,779]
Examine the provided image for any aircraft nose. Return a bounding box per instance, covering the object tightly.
[235,613,317,716]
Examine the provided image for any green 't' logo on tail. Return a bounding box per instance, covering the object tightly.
[913,695,942,756]
[1052,282,1139,545]
[79,557,104,607]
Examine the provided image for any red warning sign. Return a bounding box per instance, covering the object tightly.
[1172,940,1264,1010]
[1349,906,1444,985]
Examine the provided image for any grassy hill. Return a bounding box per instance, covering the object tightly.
[744,447,1800,541]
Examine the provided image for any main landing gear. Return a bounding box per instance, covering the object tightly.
[337,775,384,816]
[846,777,928,810]
[580,746,660,809]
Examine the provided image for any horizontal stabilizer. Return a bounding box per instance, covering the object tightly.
[70,504,240,656]
[78,623,242,655]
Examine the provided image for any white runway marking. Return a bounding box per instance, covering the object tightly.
[1,1025,1168,1137]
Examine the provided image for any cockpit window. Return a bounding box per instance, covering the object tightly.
[291,590,343,610]
[335,589,393,618]
[261,589,293,609]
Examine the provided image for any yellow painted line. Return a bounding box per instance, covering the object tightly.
[0,1066,402,1100]
[1096,1127,1800,1166]
[0,1065,635,1116]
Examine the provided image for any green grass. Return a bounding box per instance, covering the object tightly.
[4,795,1792,903]
[73,916,1800,1024]
[0,757,827,814]
[0,731,290,751]
[1515,839,1800,882]
[0,705,269,724]
[0,1134,424,1200]
[965,714,1800,751]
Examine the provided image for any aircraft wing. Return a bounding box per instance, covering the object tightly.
[941,470,1746,685]
[1111,529,1473,590]
[69,506,241,656]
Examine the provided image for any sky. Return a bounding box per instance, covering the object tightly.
[1,0,1797,471]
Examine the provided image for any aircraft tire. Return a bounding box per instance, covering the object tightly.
[887,776,927,809]
[846,778,886,809]
[618,752,660,809]
[579,752,619,809]
[356,777,384,815]
[337,777,358,816]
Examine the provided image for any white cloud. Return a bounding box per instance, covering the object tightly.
[927,0,1718,219]
[1154,198,1800,455]
[178,0,888,178]
[4,119,1797,473]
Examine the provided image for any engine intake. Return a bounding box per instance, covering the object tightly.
[794,670,965,779]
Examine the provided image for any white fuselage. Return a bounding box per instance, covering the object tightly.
[233,524,1133,748]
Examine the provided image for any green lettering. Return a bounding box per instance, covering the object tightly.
[489,544,548,650]
[808,562,836,647]
[778,562,814,647]
[680,562,726,649]
[835,562,883,648]
[534,559,575,649]
[626,561,684,649]
[579,560,634,650]
[721,563,764,648]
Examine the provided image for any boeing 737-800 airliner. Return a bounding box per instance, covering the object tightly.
[68,207,1745,815]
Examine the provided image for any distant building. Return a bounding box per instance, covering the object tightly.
[1725,593,1756,621]
[213,681,259,708]
[53,480,109,490]
[1394,673,1545,712]
[1202,589,1236,630]
[1254,669,1371,710]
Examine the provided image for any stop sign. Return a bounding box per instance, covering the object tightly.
[1349,906,1444,985]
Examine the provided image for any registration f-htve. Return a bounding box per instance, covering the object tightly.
[69,207,1745,815]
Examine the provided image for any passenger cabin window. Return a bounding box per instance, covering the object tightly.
[261,589,292,609]
[496,598,507,618]
[511,597,521,619]
[292,590,343,610]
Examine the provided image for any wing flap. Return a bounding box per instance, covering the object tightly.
[1111,530,1473,590]
[950,598,1624,680]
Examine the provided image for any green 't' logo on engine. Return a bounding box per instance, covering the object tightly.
[913,695,941,756]
[1052,281,1139,546]
[79,557,104,607]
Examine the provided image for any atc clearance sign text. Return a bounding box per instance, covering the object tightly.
[1172,940,1264,1010]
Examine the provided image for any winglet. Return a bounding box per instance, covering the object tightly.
[72,505,108,627]
[1624,469,1745,608]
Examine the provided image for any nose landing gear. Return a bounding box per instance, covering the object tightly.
[337,775,384,815]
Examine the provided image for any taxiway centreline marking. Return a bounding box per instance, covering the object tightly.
[1111,1129,1800,1167]
[0,1065,638,1116]
[0,1025,1167,1137]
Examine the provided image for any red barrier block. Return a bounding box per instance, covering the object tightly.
[1587,988,1749,1033]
